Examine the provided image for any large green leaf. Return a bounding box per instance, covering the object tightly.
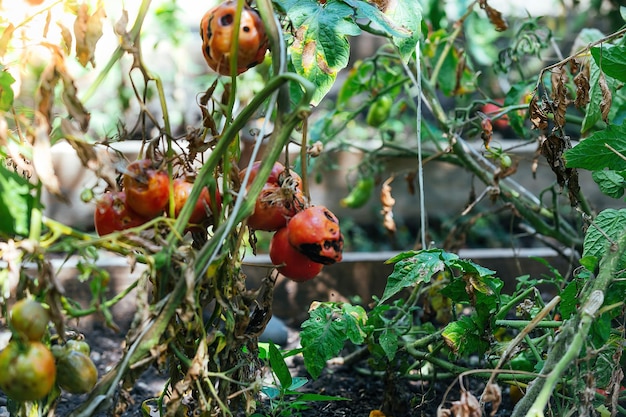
[381,249,458,303]
[0,164,35,236]
[582,208,626,266]
[591,44,626,83]
[385,0,421,62]
[565,124,626,171]
[592,170,626,199]
[279,0,361,105]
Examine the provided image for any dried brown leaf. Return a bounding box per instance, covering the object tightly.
[37,57,60,126]
[380,177,396,234]
[550,68,569,128]
[74,3,106,68]
[529,95,548,130]
[573,70,590,109]
[479,0,508,32]
[539,134,579,206]
[33,112,63,198]
[450,390,481,417]
[57,23,73,55]
[481,383,502,416]
[599,71,612,124]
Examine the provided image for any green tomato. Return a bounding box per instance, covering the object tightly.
[0,341,57,401]
[366,95,393,127]
[10,299,49,341]
[56,350,98,394]
[340,177,375,209]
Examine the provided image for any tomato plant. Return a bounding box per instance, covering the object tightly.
[9,299,49,342]
[0,341,57,402]
[93,191,151,236]
[287,205,344,264]
[269,227,324,282]
[122,159,170,219]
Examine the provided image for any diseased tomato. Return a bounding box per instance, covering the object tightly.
[269,227,324,282]
[55,350,98,394]
[287,205,344,265]
[171,178,222,224]
[0,341,57,401]
[122,159,170,218]
[200,1,268,75]
[10,299,49,341]
[94,191,150,236]
[240,161,305,231]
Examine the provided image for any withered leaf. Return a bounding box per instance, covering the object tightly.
[380,177,396,234]
[599,71,612,124]
[0,23,15,58]
[539,134,580,206]
[33,112,64,199]
[481,383,502,417]
[529,95,548,130]
[450,389,481,417]
[74,3,106,68]
[57,23,73,55]
[573,70,590,109]
[550,67,569,129]
[479,0,508,32]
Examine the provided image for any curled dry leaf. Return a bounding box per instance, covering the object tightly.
[481,383,502,416]
[599,71,612,124]
[0,23,15,58]
[450,389,481,417]
[539,134,580,206]
[550,67,569,129]
[380,177,396,234]
[529,95,548,130]
[74,3,106,68]
[478,0,508,32]
[573,70,590,109]
[308,141,324,157]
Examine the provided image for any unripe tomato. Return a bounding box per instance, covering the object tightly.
[94,191,150,236]
[340,177,374,209]
[240,161,305,231]
[55,350,98,394]
[122,159,170,218]
[269,227,324,282]
[200,1,269,75]
[64,339,91,355]
[0,341,57,401]
[287,206,344,265]
[366,94,392,127]
[171,178,222,224]
[10,299,49,341]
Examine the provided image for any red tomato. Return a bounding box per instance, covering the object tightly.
[171,178,222,224]
[122,159,170,218]
[0,341,57,401]
[10,299,49,341]
[200,1,269,75]
[269,227,324,282]
[287,205,344,264]
[240,161,305,231]
[94,191,150,236]
[481,100,509,130]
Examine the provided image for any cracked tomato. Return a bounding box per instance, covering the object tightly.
[122,159,170,218]
[94,191,150,236]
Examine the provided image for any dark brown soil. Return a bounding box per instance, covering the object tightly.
[1,324,515,417]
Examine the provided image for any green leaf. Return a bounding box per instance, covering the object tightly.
[592,170,626,199]
[565,124,626,171]
[381,249,458,303]
[291,393,349,402]
[300,304,367,379]
[379,328,399,360]
[591,44,626,83]
[288,376,308,390]
[582,208,626,265]
[0,71,15,111]
[559,279,582,320]
[269,341,292,390]
[451,259,496,278]
[342,0,411,38]
[0,164,35,236]
[441,316,488,356]
[384,0,421,62]
[279,0,361,105]
[579,255,598,273]
[336,60,375,108]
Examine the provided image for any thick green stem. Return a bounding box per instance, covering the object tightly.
[511,233,625,417]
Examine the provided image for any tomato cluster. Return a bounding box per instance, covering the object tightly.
[200,1,268,75]
[242,161,344,282]
[0,299,100,401]
[94,159,221,236]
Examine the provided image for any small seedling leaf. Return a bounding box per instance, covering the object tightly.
[269,341,292,390]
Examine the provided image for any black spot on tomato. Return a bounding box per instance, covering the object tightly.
[220,13,234,26]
